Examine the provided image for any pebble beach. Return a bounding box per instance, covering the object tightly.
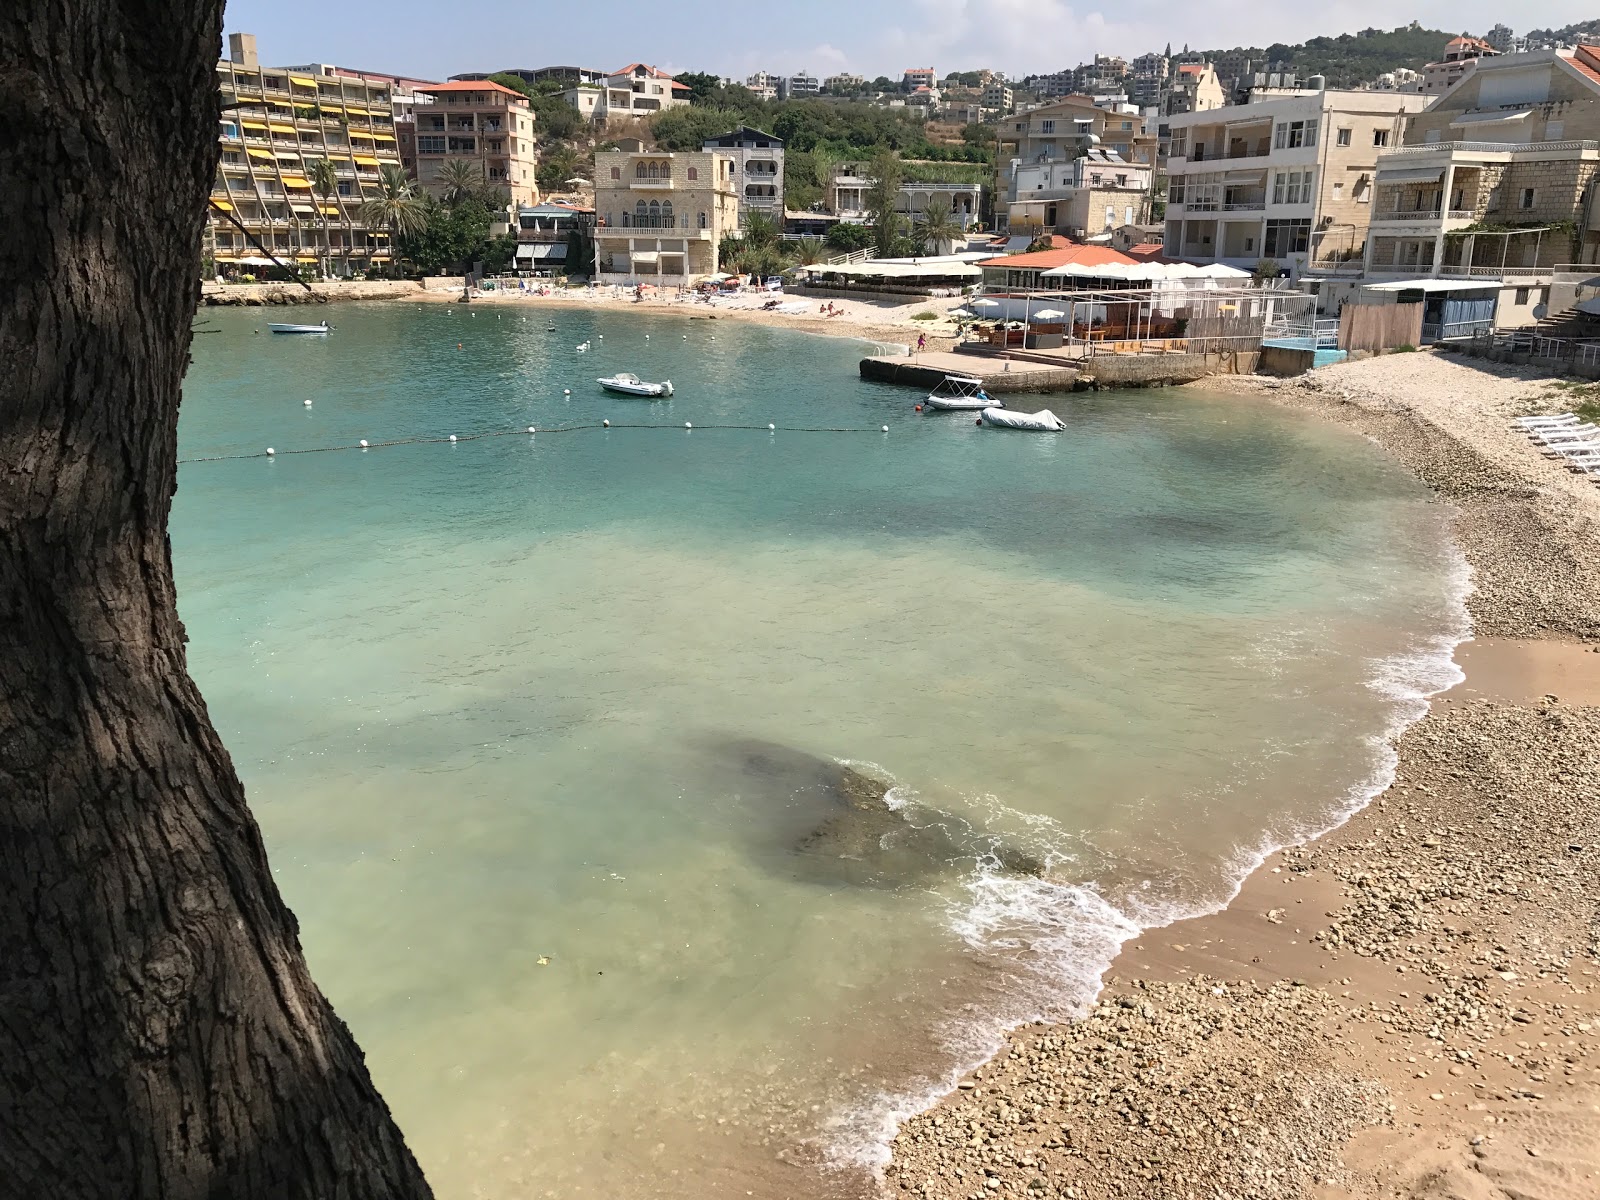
[885,352,1600,1200]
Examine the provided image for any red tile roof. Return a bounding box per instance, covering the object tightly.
[1176,63,1206,76]
[1567,47,1600,88]
[611,63,692,89]
[418,80,525,98]
[977,243,1141,270]
[1125,243,1167,259]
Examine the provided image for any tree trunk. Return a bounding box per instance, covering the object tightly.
[0,6,433,1198]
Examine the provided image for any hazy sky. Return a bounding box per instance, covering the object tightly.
[221,0,1596,82]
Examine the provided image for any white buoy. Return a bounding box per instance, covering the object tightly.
[603,419,610,427]
[768,423,776,431]
[598,334,603,339]
[449,434,458,442]
[527,426,536,433]
[684,421,692,429]
[359,439,369,448]
[303,399,313,406]
[882,425,889,433]
[683,335,688,339]
[563,388,571,395]
[265,447,275,456]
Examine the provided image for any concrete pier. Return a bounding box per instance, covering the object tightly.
[859,350,1078,393]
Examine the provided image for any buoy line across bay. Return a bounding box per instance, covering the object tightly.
[180,421,896,463]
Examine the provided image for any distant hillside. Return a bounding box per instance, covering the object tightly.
[1525,19,1600,47]
[1189,23,1455,87]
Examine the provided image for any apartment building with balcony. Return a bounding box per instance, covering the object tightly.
[904,67,938,91]
[824,162,983,229]
[1165,62,1225,116]
[1423,36,1499,95]
[592,146,740,283]
[207,33,410,277]
[824,73,866,94]
[1362,45,1600,287]
[1163,86,1430,276]
[785,72,821,98]
[701,126,785,224]
[411,80,538,206]
[982,82,1015,114]
[1005,149,1154,239]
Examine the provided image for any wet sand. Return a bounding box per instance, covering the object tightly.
[886,353,1600,1200]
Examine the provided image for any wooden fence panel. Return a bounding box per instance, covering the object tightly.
[1338,302,1424,352]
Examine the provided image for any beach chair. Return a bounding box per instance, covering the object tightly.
[1530,425,1598,445]
[1514,413,1577,427]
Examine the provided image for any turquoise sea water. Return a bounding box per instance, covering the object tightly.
[175,302,1466,1198]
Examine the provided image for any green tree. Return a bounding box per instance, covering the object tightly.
[308,157,340,278]
[434,159,484,207]
[537,144,582,193]
[915,197,962,256]
[400,195,496,274]
[359,163,428,246]
[794,236,825,265]
[487,71,532,97]
[823,222,873,252]
[528,92,581,142]
[742,209,780,251]
[864,149,903,258]
[672,70,723,104]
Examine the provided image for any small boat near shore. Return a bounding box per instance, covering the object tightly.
[267,321,330,335]
[598,373,674,398]
[980,406,1065,432]
[924,374,1001,411]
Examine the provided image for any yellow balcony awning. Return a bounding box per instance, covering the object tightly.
[343,105,372,116]
[371,132,396,142]
[274,150,301,159]
[290,75,317,88]
[246,147,274,160]
[354,156,381,167]
[291,204,315,214]
[268,123,296,134]
[210,199,235,211]
[319,205,341,215]
[281,175,312,188]
[241,120,267,130]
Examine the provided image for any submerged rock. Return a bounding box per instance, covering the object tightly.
[718,738,1046,889]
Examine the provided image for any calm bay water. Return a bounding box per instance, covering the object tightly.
[175,302,1465,1198]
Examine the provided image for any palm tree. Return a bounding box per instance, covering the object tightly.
[916,198,962,257]
[307,157,339,279]
[795,236,825,266]
[434,158,483,208]
[359,164,427,268]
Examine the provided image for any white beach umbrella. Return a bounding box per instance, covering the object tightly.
[1030,308,1065,321]
[972,298,1001,311]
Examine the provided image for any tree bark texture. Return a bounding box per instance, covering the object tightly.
[0,6,433,1198]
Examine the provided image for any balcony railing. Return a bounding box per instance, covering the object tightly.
[1375,208,1477,221]
[1382,139,1600,157]
[615,215,695,229]
[1221,201,1265,211]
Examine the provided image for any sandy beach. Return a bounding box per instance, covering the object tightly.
[885,352,1600,1200]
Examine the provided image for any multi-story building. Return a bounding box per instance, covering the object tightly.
[824,73,866,94]
[1002,97,1158,167]
[514,201,593,275]
[1162,85,1430,275]
[206,33,410,278]
[592,145,741,283]
[512,66,607,87]
[785,71,821,98]
[565,64,693,124]
[702,126,785,225]
[1423,37,1500,95]
[904,67,938,91]
[1005,149,1154,239]
[982,82,1015,113]
[825,162,983,229]
[1363,44,1600,285]
[746,70,780,92]
[1485,24,1523,54]
[410,81,538,206]
[1165,62,1225,115]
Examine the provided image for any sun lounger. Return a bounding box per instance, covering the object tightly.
[1530,425,1598,444]
[1515,413,1577,427]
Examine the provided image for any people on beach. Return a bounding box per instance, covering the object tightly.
[916,333,927,352]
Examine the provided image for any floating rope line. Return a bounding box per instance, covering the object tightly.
[178,421,893,464]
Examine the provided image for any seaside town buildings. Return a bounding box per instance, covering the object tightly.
[1163,83,1431,274]
[564,64,692,124]
[591,144,741,284]
[701,126,786,225]
[825,162,984,230]
[1422,37,1500,95]
[409,80,539,206]
[205,33,413,277]
[994,97,1158,239]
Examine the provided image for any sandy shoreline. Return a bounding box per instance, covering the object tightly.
[885,352,1600,1200]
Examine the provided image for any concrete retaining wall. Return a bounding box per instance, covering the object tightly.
[1258,345,1317,377]
[1076,351,1257,387]
[859,357,1076,393]
[201,278,464,306]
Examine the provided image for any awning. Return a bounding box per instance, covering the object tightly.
[1375,165,1444,184]
[516,243,568,259]
[268,123,296,134]
[1222,169,1266,184]
[371,132,396,142]
[290,75,317,88]
[631,251,660,265]
[246,147,274,160]
[241,120,267,131]
[1362,279,1500,293]
[354,156,381,167]
[296,254,318,262]
[291,203,315,213]
[319,205,340,215]
[1450,109,1532,126]
[210,199,234,211]
[280,176,312,188]
[274,151,301,160]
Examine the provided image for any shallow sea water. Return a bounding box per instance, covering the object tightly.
[175,302,1466,1197]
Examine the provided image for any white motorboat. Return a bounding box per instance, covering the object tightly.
[267,321,329,334]
[924,374,1002,411]
[980,406,1065,432]
[597,372,674,398]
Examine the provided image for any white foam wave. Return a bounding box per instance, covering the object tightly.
[825,541,1475,1176]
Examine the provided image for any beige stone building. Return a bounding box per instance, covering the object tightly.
[592,146,740,283]
[206,33,410,276]
[1364,44,1600,280]
[1163,86,1431,276]
[411,80,539,206]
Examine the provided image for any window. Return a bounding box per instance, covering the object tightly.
[1122,120,1133,130]
[1372,129,1389,147]
[1104,204,1114,228]
[1548,120,1565,139]
[1273,119,1317,149]
[1520,187,1536,209]
[1272,169,1314,204]
[1125,205,1134,224]
[687,166,698,180]
[417,135,445,153]
[698,211,707,228]
[610,166,621,179]
[1263,218,1312,256]
[1336,128,1351,146]
[1040,119,1055,133]
[1116,173,1128,186]
[1515,287,1530,305]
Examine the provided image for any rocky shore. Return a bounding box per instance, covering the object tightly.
[885,352,1600,1200]
[200,278,463,306]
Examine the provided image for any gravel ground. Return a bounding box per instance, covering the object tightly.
[885,352,1600,1200]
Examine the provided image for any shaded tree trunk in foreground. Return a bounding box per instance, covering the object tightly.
[0,5,432,1197]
